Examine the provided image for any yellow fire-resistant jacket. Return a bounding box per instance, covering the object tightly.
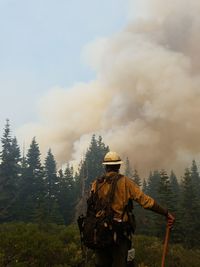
[91,171,155,222]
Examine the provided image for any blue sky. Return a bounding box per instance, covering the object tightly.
[0,0,131,133]
[2,0,198,175]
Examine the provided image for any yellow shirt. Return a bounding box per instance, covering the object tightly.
[91,171,155,221]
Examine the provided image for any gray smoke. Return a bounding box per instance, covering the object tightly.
[17,0,200,176]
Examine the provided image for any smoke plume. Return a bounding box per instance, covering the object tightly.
[17,0,200,176]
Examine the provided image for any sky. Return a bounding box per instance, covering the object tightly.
[1,0,200,176]
[0,0,130,133]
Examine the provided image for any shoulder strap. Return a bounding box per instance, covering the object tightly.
[104,174,122,215]
[88,174,122,215]
[86,176,107,215]
[94,174,120,200]
[108,174,121,204]
[95,175,106,193]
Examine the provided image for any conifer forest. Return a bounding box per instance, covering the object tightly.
[0,120,200,266]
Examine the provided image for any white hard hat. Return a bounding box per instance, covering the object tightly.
[102,151,123,165]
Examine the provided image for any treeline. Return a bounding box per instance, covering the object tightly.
[0,120,200,249]
[123,158,200,248]
[0,120,108,225]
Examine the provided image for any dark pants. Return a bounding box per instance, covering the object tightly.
[95,238,133,267]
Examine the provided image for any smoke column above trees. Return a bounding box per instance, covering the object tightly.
[17,0,200,176]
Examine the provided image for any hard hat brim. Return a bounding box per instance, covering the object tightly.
[102,160,123,165]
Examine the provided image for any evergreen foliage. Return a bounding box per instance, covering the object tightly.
[0,120,21,221]
[169,171,181,243]
[142,179,147,193]
[141,171,161,236]
[0,120,200,250]
[146,171,160,201]
[20,137,45,222]
[180,168,200,247]
[154,170,172,237]
[57,164,76,224]
[44,149,63,224]
[79,134,109,188]
[190,160,200,203]
[133,169,142,187]
[124,157,133,177]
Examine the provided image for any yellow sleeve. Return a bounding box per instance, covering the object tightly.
[126,177,155,209]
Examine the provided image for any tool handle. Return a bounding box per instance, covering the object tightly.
[161,225,171,267]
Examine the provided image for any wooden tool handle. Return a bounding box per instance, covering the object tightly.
[161,225,171,267]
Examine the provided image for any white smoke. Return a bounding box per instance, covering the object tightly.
[17,0,200,176]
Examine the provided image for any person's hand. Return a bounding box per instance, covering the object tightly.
[167,212,175,229]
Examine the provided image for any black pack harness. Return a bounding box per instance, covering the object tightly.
[77,173,135,250]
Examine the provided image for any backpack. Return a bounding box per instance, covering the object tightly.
[77,174,123,249]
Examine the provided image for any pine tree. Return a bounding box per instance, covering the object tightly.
[78,160,88,198]
[80,135,109,188]
[190,161,200,245]
[136,177,148,235]
[146,170,160,201]
[133,169,141,187]
[74,135,109,221]
[158,170,172,208]
[44,149,63,224]
[0,120,21,221]
[147,170,172,237]
[169,170,182,243]
[169,170,180,216]
[19,137,45,222]
[180,168,200,247]
[142,179,147,193]
[190,160,200,202]
[58,169,64,180]
[131,169,143,235]
[10,137,21,179]
[124,157,133,178]
[154,170,173,237]
[57,164,75,224]
[44,149,58,199]
[14,152,28,221]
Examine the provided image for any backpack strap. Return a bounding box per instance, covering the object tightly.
[108,174,121,204]
[103,174,122,216]
[88,174,122,217]
[95,173,121,202]
[86,176,108,215]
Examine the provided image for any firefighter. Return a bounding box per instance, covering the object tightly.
[91,151,175,267]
